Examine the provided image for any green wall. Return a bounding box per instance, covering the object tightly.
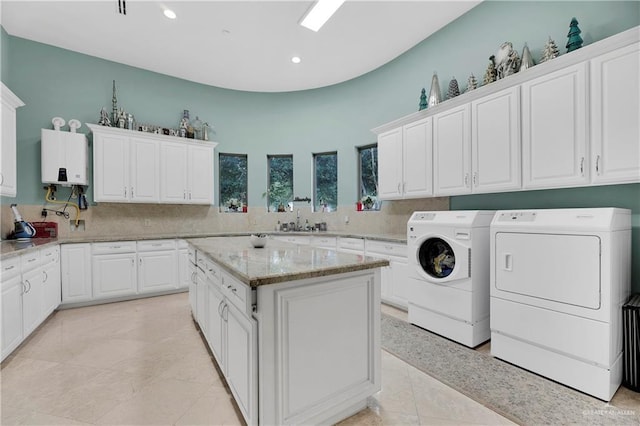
[2,1,639,288]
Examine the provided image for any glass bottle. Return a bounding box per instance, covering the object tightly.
[192,116,203,140]
[179,110,190,138]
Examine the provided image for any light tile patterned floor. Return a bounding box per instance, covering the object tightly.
[1,294,514,425]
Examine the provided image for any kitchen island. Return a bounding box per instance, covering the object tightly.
[186,236,388,426]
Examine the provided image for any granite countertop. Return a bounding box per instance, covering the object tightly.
[187,236,389,287]
[0,231,406,260]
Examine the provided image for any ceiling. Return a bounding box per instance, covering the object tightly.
[1,1,481,93]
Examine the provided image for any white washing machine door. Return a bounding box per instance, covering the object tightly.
[414,234,470,283]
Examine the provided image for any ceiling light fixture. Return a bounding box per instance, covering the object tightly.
[163,9,176,19]
[300,0,345,32]
[291,56,301,64]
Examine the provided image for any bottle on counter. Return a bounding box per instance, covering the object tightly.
[304,219,310,231]
[276,220,281,231]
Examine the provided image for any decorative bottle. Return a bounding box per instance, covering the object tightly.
[179,109,190,138]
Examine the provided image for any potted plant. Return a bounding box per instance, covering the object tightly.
[361,195,376,210]
[226,198,239,212]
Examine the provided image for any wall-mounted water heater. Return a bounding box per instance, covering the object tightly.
[41,128,88,186]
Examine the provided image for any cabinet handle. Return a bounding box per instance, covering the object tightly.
[473,172,478,186]
[222,303,228,322]
[21,281,27,294]
[580,157,584,175]
[5,265,15,271]
[0,173,3,185]
[28,258,37,263]
[191,271,197,283]
[24,279,31,293]
[124,187,127,198]
[43,270,48,283]
[151,243,163,247]
[595,155,600,174]
[231,287,237,293]
[218,300,224,317]
[189,191,192,200]
[139,258,142,264]
[132,259,135,266]
[464,173,470,187]
[131,187,134,198]
[183,190,186,200]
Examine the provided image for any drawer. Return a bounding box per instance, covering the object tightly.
[276,235,311,245]
[92,241,136,255]
[21,250,42,271]
[338,237,365,251]
[313,236,337,249]
[41,245,60,265]
[137,239,177,252]
[1,256,21,280]
[365,240,407,259]
[202,257,222,286]
[222,271,252,315]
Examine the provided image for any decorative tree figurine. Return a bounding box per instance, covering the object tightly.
[419,88,428,111]
[428,72,442,107]
[541,36,560,62]
[566,17,583,52]
[447,77,460,99]
[482,55,497,85]
[519,43,535,71]
[465,74,478,92]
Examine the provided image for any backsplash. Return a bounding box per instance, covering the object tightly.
[1,198,448,240]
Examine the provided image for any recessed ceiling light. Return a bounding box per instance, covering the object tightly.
[300,0,345,32]
[163,9,176,19]
[291,56,301,64]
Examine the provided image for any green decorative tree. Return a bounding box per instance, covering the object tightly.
[419,88,427,111]
[447,77,460,99]
[541,36,560,62]
[566,17,583,52]
[482,56,497,86]
[465,74,478,93]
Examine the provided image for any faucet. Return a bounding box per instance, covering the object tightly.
[296,209,300,231]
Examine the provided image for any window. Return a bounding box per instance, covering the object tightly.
[313,152,337,212]
[267,155,293,212]
[219,153,248,212]
[358,144,379,210]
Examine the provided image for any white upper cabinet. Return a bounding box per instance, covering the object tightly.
[378,118,433,200]
[377,127,403,200]
[160,142,215,205]
[522,62,589,189]
[590,42,640,184]
[90,124,216,205]
[471,86,521,193]
[1,83,25,197]
[433,104,471,196]
[403,117,433,198]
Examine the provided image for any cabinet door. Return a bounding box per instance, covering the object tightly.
[377,128,403,200]
[188,262,197,316]
[388,259,410,310]
[591,43,640,184]
[206,281,226,369]
[61,243,92,303]
[0,99,18,197]
[92,253,137,299]
[93,133,130,202]
[21,267,43,337]
[196,271,208,333]
[188,144,214,204]
[433,104,472,195]
[522,62,588,189]
[403,117,433,198]
[1,275,23,360]
[160,142,188,203]
[225,302,258,426]
[130,137,160,202]
[42,260,61,317]
[472,87,521,193]
[138,250,177,293]
[178,249,190,289]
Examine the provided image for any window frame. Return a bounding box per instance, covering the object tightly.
[266,154,294,212]
[218,152,248,213]
[312,151,338,213]
[357,143,380,211]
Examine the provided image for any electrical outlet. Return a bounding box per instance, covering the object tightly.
[41,209,47,218]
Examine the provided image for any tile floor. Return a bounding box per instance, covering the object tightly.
[1,293,514,425]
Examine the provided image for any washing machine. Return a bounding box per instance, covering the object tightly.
[490,208,631,401]
[407,210,495,347]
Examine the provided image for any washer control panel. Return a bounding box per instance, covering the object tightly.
[411,212,436,221]
[497,212,537,222]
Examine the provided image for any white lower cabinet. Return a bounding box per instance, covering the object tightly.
[137,240,177,294]
[61,243,93,303]
[92,242,137,299]
[365,240,409,309]
[1,245,61,361]
[178,240,191,289]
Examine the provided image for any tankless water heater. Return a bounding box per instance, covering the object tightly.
[41,128,88,186]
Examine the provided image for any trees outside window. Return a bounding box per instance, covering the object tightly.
[314,152,337,212]
[358,144,379,210]
[219,153,247,212]
[267,155,293,212]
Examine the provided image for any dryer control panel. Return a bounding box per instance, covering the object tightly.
[496,212,537,222]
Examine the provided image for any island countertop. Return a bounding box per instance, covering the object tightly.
[186,235,389,287]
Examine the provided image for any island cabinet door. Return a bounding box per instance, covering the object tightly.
[225,302,258,426]
[257,270,381,426]
[206,281,226,369]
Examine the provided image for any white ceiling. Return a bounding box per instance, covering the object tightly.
[1,0,481,92]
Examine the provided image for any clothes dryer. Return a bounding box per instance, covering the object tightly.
[490,208,631,401]
[407,210,495,347]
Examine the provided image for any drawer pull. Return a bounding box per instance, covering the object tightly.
[151,243,163,247]
[28,258,37,263]
[5,265,15,271]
